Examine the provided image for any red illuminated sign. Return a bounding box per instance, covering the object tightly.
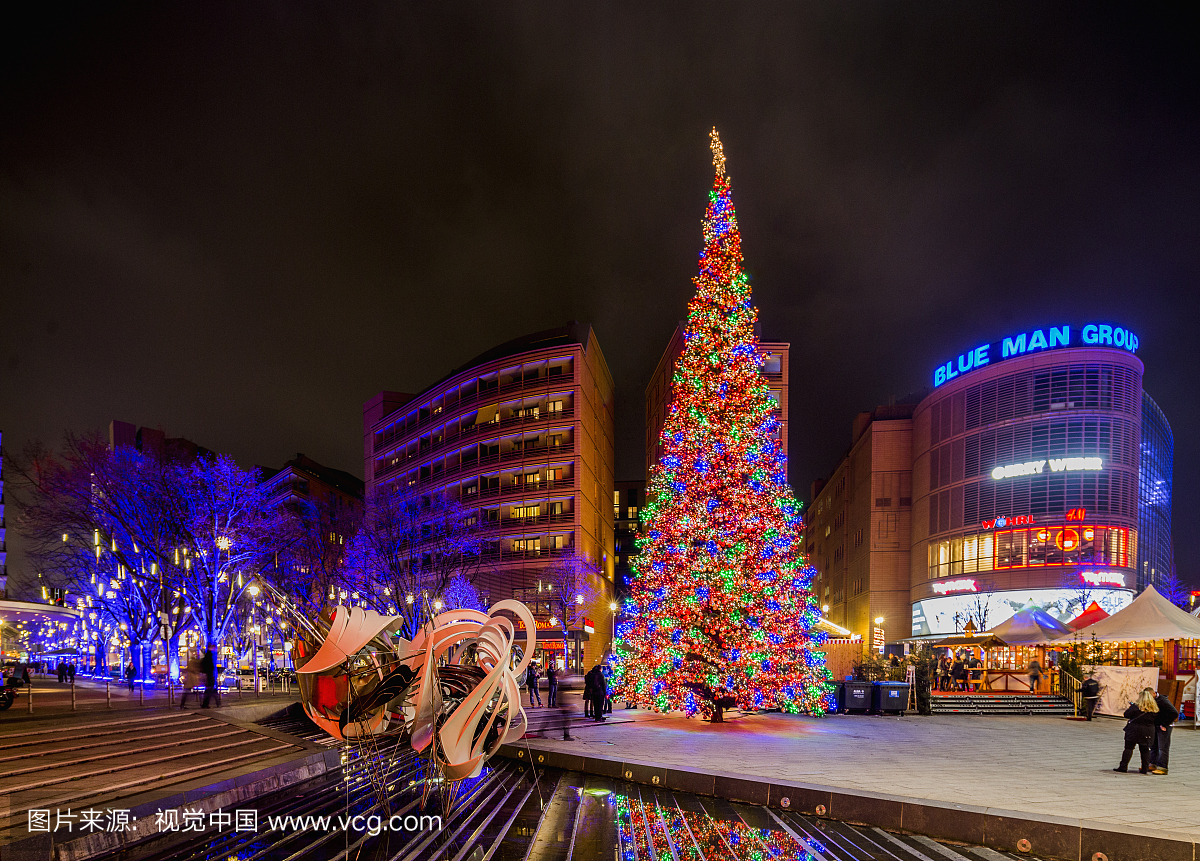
[982,515,1035,529]
[1066,508,1087,521]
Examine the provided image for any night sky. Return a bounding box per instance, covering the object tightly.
[2,5,1197,591]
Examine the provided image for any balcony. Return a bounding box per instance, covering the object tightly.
[478,510,575,533]
[377,437,577,486]
[374,368,578,446]
[375,408,577,478]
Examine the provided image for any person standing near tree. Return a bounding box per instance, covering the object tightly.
[586,665,607,722]
[546,664,559,708]
[1150,688,1179,775]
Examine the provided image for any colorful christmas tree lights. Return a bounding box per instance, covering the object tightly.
[613,129,831,720]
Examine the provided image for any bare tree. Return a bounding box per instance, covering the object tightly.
[11,434,194,677]
[263,491,362,621]
[541,551,605,671]
[173,454,285,651]
[1058,569,1098,617]
[346,483,488,638]
[1158,566,1190,609]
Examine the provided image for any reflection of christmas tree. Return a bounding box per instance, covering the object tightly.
[613,130,830,721]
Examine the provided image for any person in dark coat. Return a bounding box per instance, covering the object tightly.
[200,648,219,708]
[1081,673,1102,720]
[582,666,594,717]
[546,665,559,708]
[125,663,136,691]
[951,657,966,692]
[1114,688,1158,773]
[585,665,607,722]
[1150,689,1179,775]
[526,662,541,707]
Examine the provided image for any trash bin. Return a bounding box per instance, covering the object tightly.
[873,681,910,715]
[839,681,872,713]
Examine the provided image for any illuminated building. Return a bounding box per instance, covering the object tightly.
[811,322,1173,640]
[806,403,918,645]
[363,322,615,670]
[645,322,788,478]
[260,453,364,516]
[612,478,645,606]
[0,430,6,600]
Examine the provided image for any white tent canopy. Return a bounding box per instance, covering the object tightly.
[1073,586,1200,642]
[986,608,1072,645]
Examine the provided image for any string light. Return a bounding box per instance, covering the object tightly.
[613,130,831,718]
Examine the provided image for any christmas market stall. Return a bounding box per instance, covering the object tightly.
[1059,586,1200,716]
[978,609,1072,691]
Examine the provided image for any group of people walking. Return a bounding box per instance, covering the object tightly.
[55,661,77,683]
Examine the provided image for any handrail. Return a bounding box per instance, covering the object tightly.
[377,439,576,485]
[1058,667,1082,716]
[375,410,577,478]
[374,370,578,443]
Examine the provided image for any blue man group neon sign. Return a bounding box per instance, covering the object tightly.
[933,323,1140,388]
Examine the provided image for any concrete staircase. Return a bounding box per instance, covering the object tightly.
[931,693,1076,715]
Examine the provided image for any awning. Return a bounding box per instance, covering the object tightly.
[985,609,1071,645]
[931,634,1008,649]
[1077,586,1200,642]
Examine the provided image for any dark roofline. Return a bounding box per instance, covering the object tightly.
[408,322,593,403]
[260,454,364,500]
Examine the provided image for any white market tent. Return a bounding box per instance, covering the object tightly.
[1076,586,1200,642]
[986,609,1072,645]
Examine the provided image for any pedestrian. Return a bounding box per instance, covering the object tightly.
[126,663,136,691]
[1027,658,1042,694]
[1114,688,1158,774]
[546,664,559,708]
[951,656,966,692]
[602,663,613,714]
[68,663,76,683]
[180,654,200,709]
[1150,688,1179,775]
[200,647,219,708]
[582,666,594,718]
[586,665,607,722]
[527,662,542,707]
[967,654,982,692]
[56,661,64,684]
[1081,672,1102,720]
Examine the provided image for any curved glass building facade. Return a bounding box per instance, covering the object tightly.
[1138,393,1174,589]
[911,332,1148,636]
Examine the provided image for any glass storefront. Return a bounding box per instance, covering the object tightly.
[928,523,1131,578]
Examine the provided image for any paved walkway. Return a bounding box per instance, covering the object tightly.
[1,675,298,719]
[523,709,1200,840]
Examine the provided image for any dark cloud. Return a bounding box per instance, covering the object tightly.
[2,4,1197,585]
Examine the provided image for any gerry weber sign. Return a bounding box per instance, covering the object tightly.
[933,323,1140,388]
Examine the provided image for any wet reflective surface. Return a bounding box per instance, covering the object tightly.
[105,713,1045,861]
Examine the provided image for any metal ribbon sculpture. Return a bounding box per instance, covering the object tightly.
[294,599,535,781]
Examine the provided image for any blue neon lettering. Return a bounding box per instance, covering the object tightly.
[1082,324,1099,344]
[956,351,974,374]
[1028,330,1048,351]
[945,361,958,380]
[1002,334,1026,357]
[1049,326,1069,348]
[1114,327,1126,347]
[934,366,947,386]
[974,344,990,368]
[1098,325,1112,344]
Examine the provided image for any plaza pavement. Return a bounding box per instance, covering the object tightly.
[518,708,1200,841]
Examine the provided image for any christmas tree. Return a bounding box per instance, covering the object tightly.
[613,130,830,720]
